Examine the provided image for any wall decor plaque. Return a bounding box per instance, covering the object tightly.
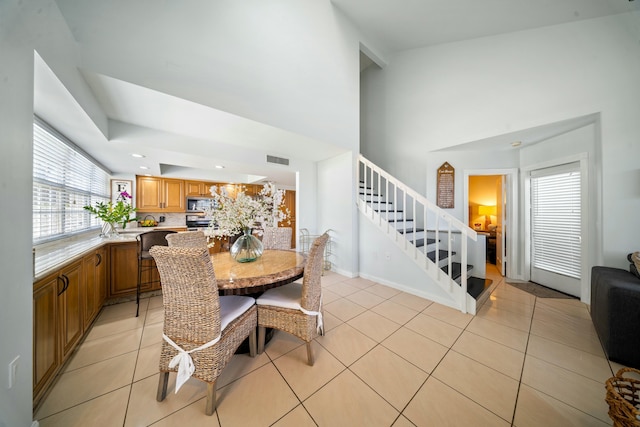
[436,162,455,208]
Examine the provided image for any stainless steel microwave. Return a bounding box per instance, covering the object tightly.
[186,197,216,213]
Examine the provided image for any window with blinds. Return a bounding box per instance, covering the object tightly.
[531,163,581,279]
[33,118,110,244]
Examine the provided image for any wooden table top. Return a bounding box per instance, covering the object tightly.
[211,249,306,295]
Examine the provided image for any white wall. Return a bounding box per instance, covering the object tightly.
[358,213,454,306]
[362,12,640,270]
[0,2,90,425]
[317,151,359,276]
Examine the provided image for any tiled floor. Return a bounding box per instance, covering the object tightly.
[35,265,622,426]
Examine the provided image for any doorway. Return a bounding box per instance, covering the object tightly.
[528,161,583,297]
[464,169,517,278]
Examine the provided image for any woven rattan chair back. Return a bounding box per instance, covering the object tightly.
[166,230,208,249]
[149,245,257,415]
[301,232,329,312]
[256,232,329,365]
[135,230,176,316]
[150,246,221,342]
[261,227,293,250]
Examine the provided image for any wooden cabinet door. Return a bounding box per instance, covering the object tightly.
[96,246,107,308]
[137,176,163,211]
[185,181,205,196]
[163,178,185,211]
[82,248,106,329]
[33,274,59,398]
[109,242,139,297]
[82,252,97,329]
[109,241,159,297]
[59,260,83,359]
[282,190,296,248]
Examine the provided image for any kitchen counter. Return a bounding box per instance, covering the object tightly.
[33,225,185,281]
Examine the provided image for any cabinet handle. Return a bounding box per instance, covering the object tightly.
[95,253,102,267]
[56,275,69,296]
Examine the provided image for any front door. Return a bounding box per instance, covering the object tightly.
[530,162,582,297]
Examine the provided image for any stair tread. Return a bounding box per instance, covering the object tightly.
[441,262,473,281]
[411,237,436,247]
[373,208,403,213]
[466,277,493,299]
[427,249,455,262]
[398,228,425,234]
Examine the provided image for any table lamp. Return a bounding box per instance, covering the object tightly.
[478,205,497,228]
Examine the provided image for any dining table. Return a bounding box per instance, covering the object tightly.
[211,249,306,295]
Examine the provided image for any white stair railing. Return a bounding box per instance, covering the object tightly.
[357,155,478,313]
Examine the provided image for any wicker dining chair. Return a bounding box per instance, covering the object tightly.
[166,230,209,249]
[149,246,257,415]
[256,232,329,365]
[136,230,177,317]
[261,227,293,250]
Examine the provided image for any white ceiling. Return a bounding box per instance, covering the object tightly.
[37,1,639,186]
[333,0,639,53]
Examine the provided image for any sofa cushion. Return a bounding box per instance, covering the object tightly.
[591,266,640,369]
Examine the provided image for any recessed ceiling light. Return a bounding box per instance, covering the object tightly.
[144,173,152,177]
[215,165,224,169]
[511,141,522,147]
[139,166,149,170]
[131,153,145,158]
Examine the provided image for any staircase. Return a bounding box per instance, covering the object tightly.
[357,155,492,314]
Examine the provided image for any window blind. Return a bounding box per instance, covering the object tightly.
[33,118,110,243]
[531,163,581,279]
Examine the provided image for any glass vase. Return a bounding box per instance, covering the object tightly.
[101,222,119,239]
[230,227,263,263]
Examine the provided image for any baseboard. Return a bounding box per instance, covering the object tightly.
[330,266,358,278]
[357,271,461,311]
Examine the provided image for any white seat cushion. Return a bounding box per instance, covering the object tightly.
[256,282,303,310]
[219,295,255,331]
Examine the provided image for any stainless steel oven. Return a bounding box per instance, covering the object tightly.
[185,214,212,231]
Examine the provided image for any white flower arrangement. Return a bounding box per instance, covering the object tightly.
[204,183,290,239]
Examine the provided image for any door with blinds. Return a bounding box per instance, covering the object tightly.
[530,162,582,297]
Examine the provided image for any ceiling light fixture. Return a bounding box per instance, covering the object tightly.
[215,165,224,169]
[139,166,149,170]
[511,141,522,147]
[131,153,145,158]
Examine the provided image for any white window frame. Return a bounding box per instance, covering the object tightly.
[33,117,111,244]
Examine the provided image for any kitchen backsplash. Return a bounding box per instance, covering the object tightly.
[135,212,189,227]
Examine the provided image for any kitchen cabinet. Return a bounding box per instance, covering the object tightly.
[33,259,84,405]
[82,247,107,329]
[136,176,185,212]
[33,273,58,402]
[59,260,84,359]
[109,241,160,298]
[185,180,215,197]
[282,190,296,248]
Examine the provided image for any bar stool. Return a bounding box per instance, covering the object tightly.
[136,230,176,316]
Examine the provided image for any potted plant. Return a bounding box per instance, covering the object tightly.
[83,191,138,237]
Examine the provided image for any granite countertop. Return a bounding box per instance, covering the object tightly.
[33,225,185,281]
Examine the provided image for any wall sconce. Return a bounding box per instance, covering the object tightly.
[478,205,497,227]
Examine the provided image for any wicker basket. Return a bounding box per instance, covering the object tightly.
[606,367,640,427]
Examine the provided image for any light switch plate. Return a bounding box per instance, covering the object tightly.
[8,355,19,389]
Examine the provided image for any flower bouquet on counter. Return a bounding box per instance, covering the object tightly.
[83,191,138,235]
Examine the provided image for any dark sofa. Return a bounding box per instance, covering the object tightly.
[590,264,640,369]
